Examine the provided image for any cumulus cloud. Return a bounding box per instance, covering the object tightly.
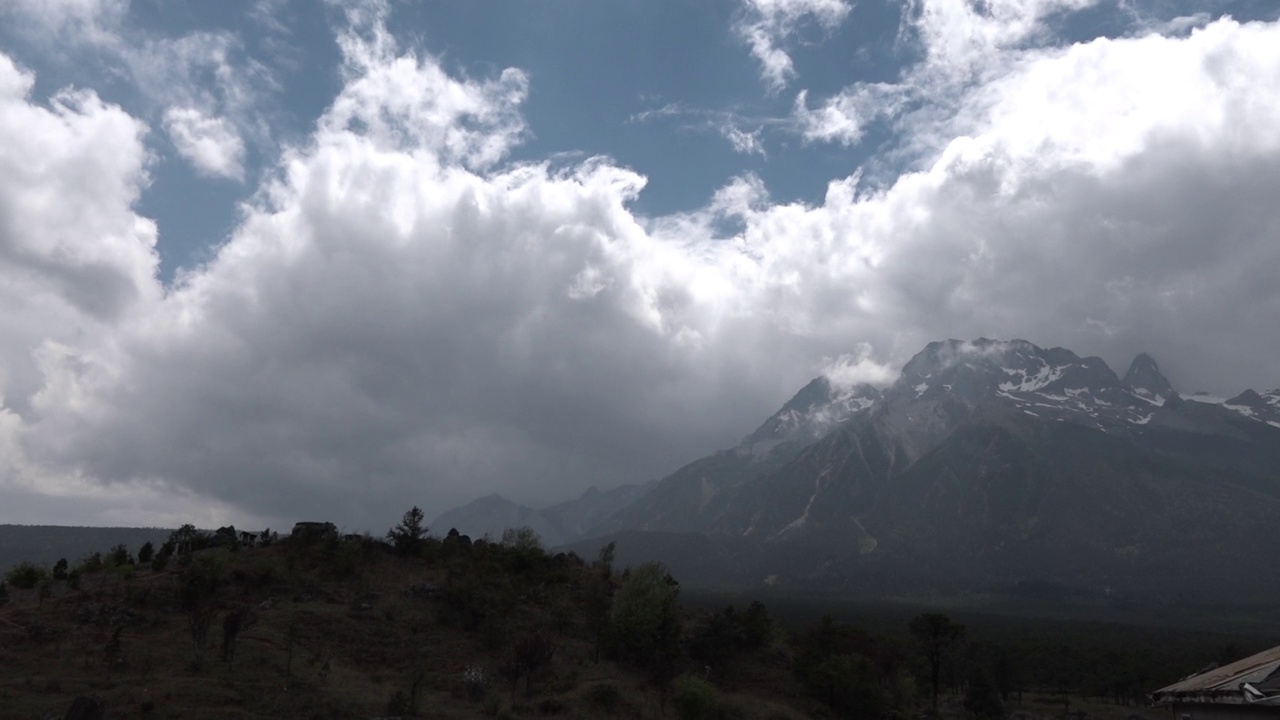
[3,0,272,183]
[0,53,157,396]
[5,9,1280,529]
[794,0,1096,148]
[735,0,852,92]
[164,107,246,180]
[0,52,234,526]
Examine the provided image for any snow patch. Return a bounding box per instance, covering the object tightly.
[998,364,1068,392]
[1224,404,1256,419]
[1186,394,1226,405]
[1130,391,1166,406]
[1131,414,1153,425]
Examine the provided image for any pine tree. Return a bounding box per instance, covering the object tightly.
[388,506,428,556]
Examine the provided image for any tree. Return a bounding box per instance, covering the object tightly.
[222,607,254,662]
[609,562,682,702]
[964,668,1004,719]
[5,562,47,589]
[740,600,774,649]
[910,612,966,714]
[686,607,746,667]
[108,544,132,567]
[806,653,885,718]
[52,558,69,580]
[170,524,200,555]
[584,542,616,663]
[137,542,155,565]
[388,506,428,556]
[500,526,543,554]
[511,632,555,697]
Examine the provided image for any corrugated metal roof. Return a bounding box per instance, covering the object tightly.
[1154,645,1280,701]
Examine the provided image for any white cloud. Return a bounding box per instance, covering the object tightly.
[3,1,275,183]
[794,83,911,145]
[7,11,1280,529]
[0,53,157,390]
[736,0,852,92]
[164,107,246,180]
[0,52,220,526]
[906,0,1097,81]
[822,344,898,388]
[721,125,767,156]
[792,0,1098,150]
[0,0,127,43]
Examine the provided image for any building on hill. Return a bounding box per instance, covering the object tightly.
[1153,645,1280,719]
[290,521,337,542]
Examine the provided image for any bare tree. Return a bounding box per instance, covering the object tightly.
[910,612,965,714]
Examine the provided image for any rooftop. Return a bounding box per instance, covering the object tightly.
[1153,645,1280,706]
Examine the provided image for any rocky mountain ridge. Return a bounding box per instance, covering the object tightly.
[579,338,1280,603]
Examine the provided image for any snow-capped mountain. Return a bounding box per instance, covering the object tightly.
[587,338,1280,604]
[737,377,881,458]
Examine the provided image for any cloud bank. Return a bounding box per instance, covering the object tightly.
[2,5,1280,529]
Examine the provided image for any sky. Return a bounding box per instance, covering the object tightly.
[1,0,1279,532]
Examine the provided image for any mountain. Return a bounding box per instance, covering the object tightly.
[429,480,656,547]
[593,377,881,535]
[430,494,569,546]
[0,525,172,573]
[540,480,657,540]
[589,339,1280,604]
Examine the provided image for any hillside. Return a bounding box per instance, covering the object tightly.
[2,521,1251,720]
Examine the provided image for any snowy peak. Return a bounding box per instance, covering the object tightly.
[740,376,880,456]
[893,338,1123,403]
[1123,352,1175,404]
[1220,389,1280,428]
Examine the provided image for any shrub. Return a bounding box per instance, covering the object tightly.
[78,552,104,573]
[387,690,412,715]
[137,541,155,565]
[463,665,489,699]
[52,558,68,580]
[587,683,622,712]
[674,675,720,720]
[5,561,48,590]
[537,697,566,714]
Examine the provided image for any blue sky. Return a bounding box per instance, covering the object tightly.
[2,0,1280,529]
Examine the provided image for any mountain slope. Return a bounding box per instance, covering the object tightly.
[599,338,1280,603]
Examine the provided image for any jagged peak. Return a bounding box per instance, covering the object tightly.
[1226,389,1265,407]
[739,375,880,452]
[1123,352,1175,398]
